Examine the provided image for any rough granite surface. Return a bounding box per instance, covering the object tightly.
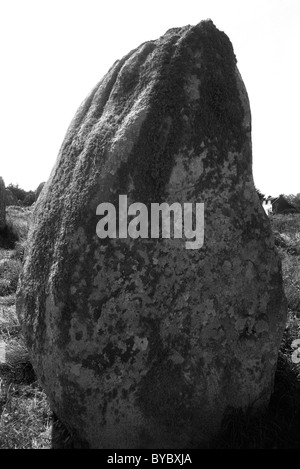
[35,182,46,202]
[16,20,287,448]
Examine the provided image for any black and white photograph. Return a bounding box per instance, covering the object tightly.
[0,0,300,453]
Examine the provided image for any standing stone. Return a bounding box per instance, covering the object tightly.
[0,177,6,230]
[16,20,287,448]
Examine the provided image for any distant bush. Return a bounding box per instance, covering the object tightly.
[7,184,27,204]
[23,192,35,206]
[6,185,35,207]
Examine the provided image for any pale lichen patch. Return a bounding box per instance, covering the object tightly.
[184,75,201,101]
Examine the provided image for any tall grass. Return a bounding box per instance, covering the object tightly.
[0,258,23,296]
[6,206,32,242]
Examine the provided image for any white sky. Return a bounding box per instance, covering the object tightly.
[0,0,299,196]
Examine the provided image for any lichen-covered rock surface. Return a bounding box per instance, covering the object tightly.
[16,20,287,448]
[0,177,6,230]
[35,181,45,202]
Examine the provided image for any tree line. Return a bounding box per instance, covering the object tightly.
[7,184,35,206]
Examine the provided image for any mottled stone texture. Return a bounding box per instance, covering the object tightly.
[0,177,6,230]
[35,182,45,202]
[16,20,287,448]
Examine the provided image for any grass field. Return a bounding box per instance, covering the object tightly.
[0,206,53,449]
[0,206,299,449]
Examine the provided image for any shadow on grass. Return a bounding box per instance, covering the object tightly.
[209,352,300,449]
[0,224,18,249]
[49,350,300,449]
